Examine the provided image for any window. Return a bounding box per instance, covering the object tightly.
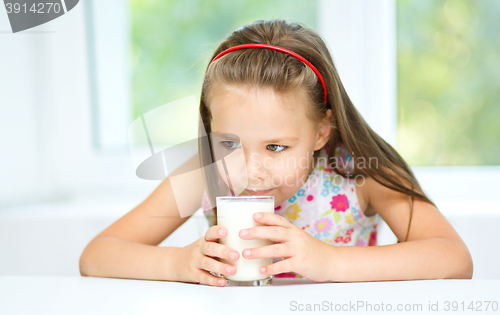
[397,0,500,166]
[85,0,499,204]
[318,0,500,205]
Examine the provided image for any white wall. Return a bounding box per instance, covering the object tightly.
[0,8,51,205]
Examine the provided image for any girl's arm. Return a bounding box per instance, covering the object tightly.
[79,154,204,281]
[327,175,473,281]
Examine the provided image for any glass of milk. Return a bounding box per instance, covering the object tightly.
[216,196,275,286]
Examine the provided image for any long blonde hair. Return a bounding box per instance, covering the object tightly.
[198,19,436,221]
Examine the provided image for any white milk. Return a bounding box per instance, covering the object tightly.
[216,196,274,281]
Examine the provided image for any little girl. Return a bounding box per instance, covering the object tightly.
[79,19,473,286]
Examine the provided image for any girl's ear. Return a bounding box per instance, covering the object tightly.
[313,109,334,151]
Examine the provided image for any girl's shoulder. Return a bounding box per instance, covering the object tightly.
[322,142,355,175]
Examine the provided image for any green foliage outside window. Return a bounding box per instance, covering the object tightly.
[397,0,500,166]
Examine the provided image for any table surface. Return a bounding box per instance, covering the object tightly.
[1,276,499,315]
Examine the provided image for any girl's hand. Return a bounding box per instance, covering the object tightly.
[173,225,240,286]
[239,212,335,282]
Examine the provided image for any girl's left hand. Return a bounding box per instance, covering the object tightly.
[239,212,336,282]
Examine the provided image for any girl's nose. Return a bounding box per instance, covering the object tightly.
[245,152,267,178]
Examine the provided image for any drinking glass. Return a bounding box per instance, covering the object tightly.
[216,196,274,286]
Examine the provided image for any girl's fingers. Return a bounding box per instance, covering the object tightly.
[204,225,226,242]
[253,212,292,227]
[197,256,237,279]
[259,257,292,276]
[242,243,289,259]
[197,269,226,287]
[239,225,288,242]
[201,240,239,262]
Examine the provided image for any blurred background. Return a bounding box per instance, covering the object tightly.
[0,0,499,278]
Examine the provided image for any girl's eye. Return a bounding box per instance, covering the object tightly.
[221,141,240,149]
[267,144,288,154]
[220,141,289,154]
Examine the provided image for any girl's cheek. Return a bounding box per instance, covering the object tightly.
[273,169,297,189]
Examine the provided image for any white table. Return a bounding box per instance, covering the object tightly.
[1,276,499,314]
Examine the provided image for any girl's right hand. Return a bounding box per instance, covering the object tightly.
[173,225,239,286]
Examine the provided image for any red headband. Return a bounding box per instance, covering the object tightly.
[209,43,328,106]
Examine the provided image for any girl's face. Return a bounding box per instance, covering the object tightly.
[207,83,331,206]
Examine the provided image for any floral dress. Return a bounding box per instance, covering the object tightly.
[201,142,382,278]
